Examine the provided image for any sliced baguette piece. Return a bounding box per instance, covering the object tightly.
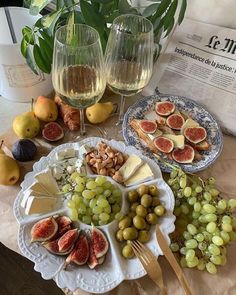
[193,140,210,151]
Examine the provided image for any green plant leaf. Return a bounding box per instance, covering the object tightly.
[21,38,28,58]
[163,0,177,31]
[33,44,51,73]
[30,0,53,15]
[66,10,75,26]
[100,1,117,15]
[38,37,53,65]
[40,29,54,49]
[74,11,85,24]
[41,9,63,33]
[92,0,113,3]
[22,26,35,45]
[104,10,120,22]
[155,0,171,17]
[26,47,39,75]
[118,0,131,13]
[164,16,174,36]
[142,3,159,17]
[178,0,187,24]
[57,0,64,9]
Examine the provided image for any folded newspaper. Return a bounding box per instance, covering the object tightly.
[144,18,236,136]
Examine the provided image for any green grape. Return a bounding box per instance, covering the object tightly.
[75,176,86,185]
[70,208,78,221]
[93,187,103,195]
[83,198,89,206]
[194,202,201,212]
[78,203,86,214]
[92,214,99,221]
[195,186,203,193]
[205,213,217,222]
[103,189,112,197]
[93,206,103,214]
[210,255,222,265]
[104,205,111,214]
[180,247,187,255]
[191,191,197,198]
[112,204,121,213]
[203,204,216,214]
[173,183,180,191]
[184,187,192,197]
[188,197,197,205]
[99,212,110,222]
[192,220,199,227]
[206,222,216,233]
[192,211,200,219]
[62,184,71,193]
[199,215,207,223]
[180,257,187,268]
[228,198,236,209]
[206,262,217,274]
[170,243,179,252]
[180,204,190,215]
[203,231,212,242]
[179,175,187,189]
[70,171,80,181]
[82,190,96,200]
[208,244,220,255]
[108,195,116,204]
[82,215,91,224]
[195,233,204,242]
[198,242,207,251]
[99,220,107,226]
[217,200,227,210]
[220,231,230,243]
[232,217,236,229]
[197,259,206,270]
[86,180,97,190]
[170,169,178,179]
[212,236,224,246]
[186,249,195,262]
[112,189,121,197]
[222,223,233,233]
[89,198,97,209]
[187,256,199,268]
[222,215,232,224]
[208,177,216,185]
[185,239,198,249]
[86,207,92,216]
[103,181,112,189]
[183,231,192,240]
[95,176,107,185]
[203,192,212,201]
[72,194,82,205]
[209,188,220,197]
[97,194,106,201]
[97,199,109,208]
[229,231,236,241]
[67,200,76,209]
[115,212,124,221]
[187,224,197,235]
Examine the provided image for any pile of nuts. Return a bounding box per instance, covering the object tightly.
[85,142,127,181]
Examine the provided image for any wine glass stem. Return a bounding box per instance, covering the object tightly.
[117,95,126,126]
[79,108,86,136]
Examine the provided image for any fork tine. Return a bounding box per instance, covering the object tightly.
[131,241,149,265]
[134,240,153,262]
[132,245,148,267]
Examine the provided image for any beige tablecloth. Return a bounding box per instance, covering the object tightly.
[1,120,236,295]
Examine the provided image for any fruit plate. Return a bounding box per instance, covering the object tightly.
[14,137,175,293]
[123,94,223,173]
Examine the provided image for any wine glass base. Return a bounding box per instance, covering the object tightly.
[65,124,107,142]
[105,113,125,142]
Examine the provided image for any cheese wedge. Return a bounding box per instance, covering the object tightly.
[163,134,185,149]
[25,196,57,215]
[21,189,32,208]
[125,163,154,187]
[180,118,199,134]
[118,155,143,181]
[29,182,54,197]
[35,169,59,195]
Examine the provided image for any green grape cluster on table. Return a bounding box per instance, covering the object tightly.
[62,172,122,226]
[168,168,236,274]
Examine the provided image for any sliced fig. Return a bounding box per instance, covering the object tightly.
[52,216,72,239]
[98,255,106,265]
[91,227,109,258]
[65,232,89,267]
[43,239,74,255]
[166,114,185,130]
[184,127,207,144]
[156,115,166,125]
[155,101,175,116]
[153,137,174,153]
[58,229,79,252]
[42,122,64,142]
[180,118,199,134]
[139,120,157,134]
[87,237,99,269]
[172,144,195,164]
[31,216,58,243]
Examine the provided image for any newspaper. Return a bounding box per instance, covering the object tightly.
[144,18,236,136]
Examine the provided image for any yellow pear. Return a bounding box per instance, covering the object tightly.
[86,102,113,124]
[13,111,40,139]
[34,96,58,122]
[0,153,20,185]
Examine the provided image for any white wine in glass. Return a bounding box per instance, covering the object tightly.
[52,24,106,136]
[105,14,154,125]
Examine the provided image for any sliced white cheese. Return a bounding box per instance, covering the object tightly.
[55,150,66,161]
[29,182,54,197]
[125,163,154,187]
[25,196,57,215]
[78,145,91,157]
[163,134,185,149]
[21,189,32,208]
[52,166,64,180]
[147,130,163,141]
[64,148,76,158]
[35,169,60,195]
[144,110,158,121]
[68,157,77,165]
[67,165,75,174]
[118,155,143,181]
[181,118,199,134]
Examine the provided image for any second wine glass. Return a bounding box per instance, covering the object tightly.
[105,14,154,125]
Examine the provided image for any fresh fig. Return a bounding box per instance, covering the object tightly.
[42,122,64,142]
[153,136,174,153]
[155,101,175,116]
[184,127,207,144]
[65,232,89,267]
[91,227,109,258]
[58,229,79,252]
[31,216,58,243]
[98,255,106,265]
[55,216,72,237]
[139,120,157,134]
[172,144,195,164]
[43,239,74,255]
[12,139,37,162]
[166,114,185,130]
[87,237,99,269]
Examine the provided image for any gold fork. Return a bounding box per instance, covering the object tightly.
[131,240,167,295]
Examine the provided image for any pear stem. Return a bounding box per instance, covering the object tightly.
[31,98,34,112]
[0,140,4,149]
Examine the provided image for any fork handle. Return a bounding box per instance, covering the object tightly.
[153,280,168,295]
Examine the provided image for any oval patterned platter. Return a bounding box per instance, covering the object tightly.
[123,94,223,173]
[14,137,175,293]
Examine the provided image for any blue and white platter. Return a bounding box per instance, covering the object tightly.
[123,94,223,173]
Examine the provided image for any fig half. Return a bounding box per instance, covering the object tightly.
[172,144,195,164]
[91,227,109,258]
[153,137,174,153]
[166,114,185,130]
[139,120,157,134]
[184,127,207,144]
[31,216,58,243]
[43,239,74,256]
[87,236,99,269]
[58,229,79,252]
[155,101,175,116]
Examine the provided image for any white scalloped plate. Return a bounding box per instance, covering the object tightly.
[14,137,175,293]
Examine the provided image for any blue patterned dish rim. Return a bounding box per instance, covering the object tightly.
[123,93,223,173]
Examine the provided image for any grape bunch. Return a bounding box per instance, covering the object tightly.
[63,173,122,226]
[168,168,236,274]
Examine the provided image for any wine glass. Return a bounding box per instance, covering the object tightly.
[52,24,106,137]
[105,14,154,125]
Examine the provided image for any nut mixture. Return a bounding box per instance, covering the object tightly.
[85,142,127,182]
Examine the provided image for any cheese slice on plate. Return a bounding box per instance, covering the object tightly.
[21,189,32,208]
[118,155,143,181]
[163,134,185,149]
[25,196,57,215]
[35,169,59,195]
[29,182,54,197]
[125,163,154,187]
